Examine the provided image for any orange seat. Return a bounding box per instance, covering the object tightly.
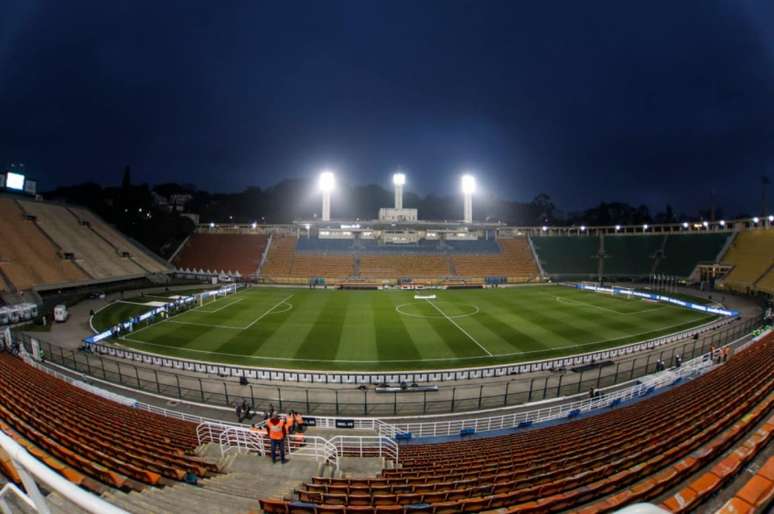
[736,475,774,508]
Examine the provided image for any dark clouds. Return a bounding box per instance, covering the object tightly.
[1,0,773,216]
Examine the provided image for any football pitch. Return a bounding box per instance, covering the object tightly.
[94,285,717,371]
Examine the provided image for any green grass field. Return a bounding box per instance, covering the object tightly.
[92,285,717,371]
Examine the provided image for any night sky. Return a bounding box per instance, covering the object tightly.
[2,0,773,216]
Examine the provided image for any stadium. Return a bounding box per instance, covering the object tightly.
[2,3,774,514]
[0,165,772,514]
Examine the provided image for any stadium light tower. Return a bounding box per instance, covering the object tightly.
[461,174,476,223]
[393,172,406,210]
[319,170,335,221]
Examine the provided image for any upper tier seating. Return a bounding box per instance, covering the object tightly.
[261,235,296,277]
[264,237,537,281]
[295,238,501,255]
[0,198,88,290]
[359,255,450,279]
[272,334,774,514]
[291,255,354,279]
[0,352,216,494]
[531,236,600,275]
[174,233,268,277]
[603,235,663,276]
[69,207,169,273]
[656,233,729,277]
[18,200,146,279]
[721,230,774,293]
[451,238,539,281]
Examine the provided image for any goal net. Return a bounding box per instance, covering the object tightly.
[198,284,238,306]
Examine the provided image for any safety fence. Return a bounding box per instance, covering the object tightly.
[380,347,720,439]
[197,421,399,469]
[86,315,732,384]
[0,431,127,514]
[12,316,760,417]
[214,425,340,469]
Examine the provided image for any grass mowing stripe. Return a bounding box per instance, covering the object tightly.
[425,299,492,356]
[106,286,722,371]
[293,292,347,361]
[375,293,422,363]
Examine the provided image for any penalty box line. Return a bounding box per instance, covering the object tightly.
[424,299,493,356]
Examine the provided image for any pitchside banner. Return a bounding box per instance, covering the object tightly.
[576,284,739,317]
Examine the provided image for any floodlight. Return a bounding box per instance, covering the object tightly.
[209,222,215,228]
[461,174,476,194]
[393,173,406,186]
[251,222,257,229]
[615,225,621,231]
[702,221,709,227]
[580,225,586,231]
[682,222,689,228]
[769,215,774,222]
[719,220,725,227]
[753,217,759,224]
[319,171,335,192]
[643,224,649,230]
[542,226,548,232]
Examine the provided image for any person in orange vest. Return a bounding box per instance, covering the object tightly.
[286,411,296,434]
[265,412,287,463]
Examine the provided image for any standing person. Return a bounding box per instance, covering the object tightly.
[265,412,288,464]
[241,399,251,421]
[235,403,243,423]
[286,411,296,434]
[294,411,305,433]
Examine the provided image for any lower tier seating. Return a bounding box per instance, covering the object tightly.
[0,352,216,493]
[451,238,539,281]
[359,256,449,279]
[263,333,774,513]
[714,454,774,513]
[174,232,268,277]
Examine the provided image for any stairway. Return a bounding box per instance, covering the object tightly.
[94,447,328,514]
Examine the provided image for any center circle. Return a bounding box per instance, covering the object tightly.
[395,301,480,319]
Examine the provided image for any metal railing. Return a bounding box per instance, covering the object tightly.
[378,341,740,439]
[329,435,399,462]
[13,316,760,417]
[0,431,127,514]
[215,425,340,469]
[19,353,242,428]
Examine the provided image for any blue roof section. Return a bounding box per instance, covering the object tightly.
[295,238,500,255]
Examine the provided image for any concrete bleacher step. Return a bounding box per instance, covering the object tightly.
[45,492,92,514]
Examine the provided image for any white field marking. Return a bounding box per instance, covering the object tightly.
[198,297,245,313]
[141,296,293,332]
[242,294,295,330]
[118,314,715,363]
[555,295,669,315]
[127,289,251,337]
[165,320,245,330]
[395,302,479,319]
[117,300,168,307]
[424,299,493,356]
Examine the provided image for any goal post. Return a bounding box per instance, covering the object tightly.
[198,284,238,307]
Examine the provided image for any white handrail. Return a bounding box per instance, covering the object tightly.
[215,425,339,468]
[382,350,719,438]
[329,435,399,462]
[0,431,127,514]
